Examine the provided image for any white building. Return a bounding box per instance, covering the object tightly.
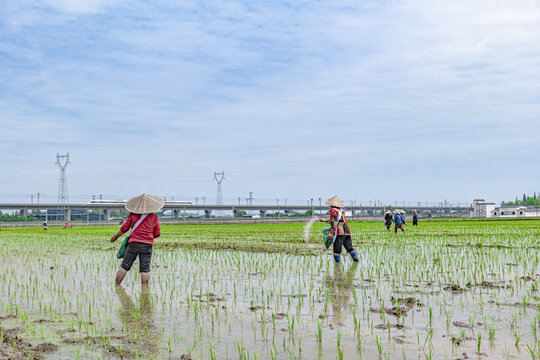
[471,199,496,218]
[491,206,540,218]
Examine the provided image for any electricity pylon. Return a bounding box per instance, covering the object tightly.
[56,153,70,204]
[214,171,224,206]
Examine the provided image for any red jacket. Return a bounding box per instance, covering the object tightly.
[120,213,161,245]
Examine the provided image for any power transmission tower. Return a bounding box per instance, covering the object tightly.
[56,153,70,204]
[214,172,224,205]
[214,172,224,217]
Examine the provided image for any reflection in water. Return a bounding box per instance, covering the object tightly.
[324,263,358,323]
[115,285,160,356]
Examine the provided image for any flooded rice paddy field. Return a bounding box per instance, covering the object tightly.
[0,219,539,359]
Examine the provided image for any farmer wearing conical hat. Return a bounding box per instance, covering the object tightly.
[384,210,392,231]
[319,195,359,263]
[110,194,164,285]
[393,209,406,234]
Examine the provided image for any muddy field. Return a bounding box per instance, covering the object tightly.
[0,220,539,359]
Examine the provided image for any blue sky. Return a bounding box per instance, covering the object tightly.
[1,0,539,205]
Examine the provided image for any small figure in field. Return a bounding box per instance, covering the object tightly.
[413,210,418,226]
[319,195,359,263]
[393,210,405,233]
[119,220,124,226]
[42,222,48,231]
[62,223,68,229]
[384,210,392,231]
[69,223,73,229]
[110,194,164,286]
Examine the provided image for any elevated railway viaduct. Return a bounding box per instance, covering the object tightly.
[0,203,473,222]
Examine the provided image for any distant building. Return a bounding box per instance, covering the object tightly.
[471,199,495,218]
[491,206,540,217]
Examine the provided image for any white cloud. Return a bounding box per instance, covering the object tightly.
[0,0,539,203]
[43,0,124,14]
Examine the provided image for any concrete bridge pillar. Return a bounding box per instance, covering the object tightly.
[260,209,266,217]
[205,209,212,218]
[103,209,110,222]
[19,209,28,217]
[173,209,180,218]
[233,209,238,217]
[64,208,71,221]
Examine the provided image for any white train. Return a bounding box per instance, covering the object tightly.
[86,200,193,205]
[163,201,193,205]
[86,200,126,204]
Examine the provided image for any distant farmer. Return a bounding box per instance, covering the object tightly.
[400,210,407,225]
[384,210,392,231]
[413,210,418,226]
[42,222,48,231]
[319,195,359,263]
[110,194,164,286]
[393,210,405,233]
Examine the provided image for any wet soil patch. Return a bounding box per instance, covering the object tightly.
[34,343,58,353]
[0,342,26,360]
[374,323,409,330]
[444,280,511,293]
[193,293,225,303]
[0,325,43,360]
[453,321,472,329]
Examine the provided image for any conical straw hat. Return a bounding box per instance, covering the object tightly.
[125,194,164,214]
[325,195,345,208]
[394,209,401,214]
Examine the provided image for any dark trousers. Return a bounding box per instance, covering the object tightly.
[333,235,354,254]
[121,242,153,273]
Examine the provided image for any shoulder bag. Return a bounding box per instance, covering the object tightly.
[117,214,148,259]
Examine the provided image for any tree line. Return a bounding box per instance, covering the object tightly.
[502,193,540,206]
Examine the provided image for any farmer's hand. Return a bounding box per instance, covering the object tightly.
[110,235,118,243]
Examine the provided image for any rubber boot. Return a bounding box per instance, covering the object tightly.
[333,254,341,263]
[349,251,359,263]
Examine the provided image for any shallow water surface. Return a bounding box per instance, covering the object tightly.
[0,221,539,359]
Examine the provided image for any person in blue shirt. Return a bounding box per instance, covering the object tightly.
[393,210,405,234]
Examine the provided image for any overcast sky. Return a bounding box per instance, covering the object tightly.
[1,0,539,205]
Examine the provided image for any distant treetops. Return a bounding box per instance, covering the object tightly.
[502,193,540,206]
